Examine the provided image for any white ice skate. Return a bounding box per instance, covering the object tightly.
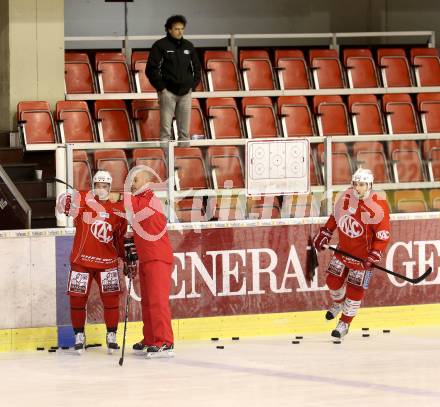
[74,332,86,354]
[325,302,343,321]
[331,321,350,339]
[106,332,119,354]
[145,344,175,359]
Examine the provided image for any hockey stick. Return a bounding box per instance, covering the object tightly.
[326,245,432,284]
[119,275,132,366]
[53,177,74,190]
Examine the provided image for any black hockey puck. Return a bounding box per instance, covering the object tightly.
[216,345,224,349]
[61,346,69,350]
[232,337,239,340]
[333,340,341,344]
[48,349,56,353]
[36,347,44,351]
[50,346,59,350]
[362,328,369,331]
[291,340,300,344]
[211,337,219,341]
[383,329,391,333]
[362,334,370,337]
[295,336,303,339]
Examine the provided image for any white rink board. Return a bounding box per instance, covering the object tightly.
[246,139,310,195]
[0,236,56,329]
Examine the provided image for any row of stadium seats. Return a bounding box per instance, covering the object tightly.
[17,92,440,145]
[72,147,440,220]
[64,47,440,94]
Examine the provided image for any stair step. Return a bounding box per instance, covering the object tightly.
[31,217,57,229]
[2,163,39,181]
[0,180,49,199]
[28,197,56,218]
[0,148,24,164]
[0,133,11,148]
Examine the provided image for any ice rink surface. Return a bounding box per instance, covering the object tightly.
[0,326,439,407]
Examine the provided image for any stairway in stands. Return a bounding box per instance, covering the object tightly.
[0,132,57,229]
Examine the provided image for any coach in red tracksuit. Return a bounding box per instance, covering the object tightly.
[125,170,174,356]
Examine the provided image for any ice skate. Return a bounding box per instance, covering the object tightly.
[106,331,119,354]
[133,341,147,355]
[145,343,174,359]
[331,321,350,339]
[325,302,343,320]
[74,332,86,354]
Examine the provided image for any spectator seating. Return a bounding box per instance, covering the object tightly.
[274,49,310,89]
[240,50,276,90]
[95,52,132,93]
[55,101,96,143]
[343,48,380,88]
[65,52,96,94]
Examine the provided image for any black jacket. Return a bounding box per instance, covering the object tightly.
[146,34,201,96]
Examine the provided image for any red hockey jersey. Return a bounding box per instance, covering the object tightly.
[324,188,391,270]
[124,189,173,264]
[70,191,127,269]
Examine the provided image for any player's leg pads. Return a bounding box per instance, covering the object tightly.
[145,343,175,359]
[342,297,362,318]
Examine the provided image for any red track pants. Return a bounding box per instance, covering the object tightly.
[139,260,174,347]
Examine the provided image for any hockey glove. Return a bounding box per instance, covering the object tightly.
[313,227,333,252]
[363,250,382,271]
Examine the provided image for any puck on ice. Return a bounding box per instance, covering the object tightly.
[232,337,239,340]
[50,346,59,350]
[383,329,391,333]
[362,328,369,331]
[61,346,69,350]
[211,337,219,341]
[333,340,341,344]
[295,336,303,339]
[216,345,224,349]
[36,347,44,351]
[362,334,370,337]
[48,349,56,353]
[291,340,300,344]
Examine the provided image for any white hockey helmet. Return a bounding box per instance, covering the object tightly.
[352,168,374,184]
[93,170,113,186]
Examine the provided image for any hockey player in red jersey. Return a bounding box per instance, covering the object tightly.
[56,171,128,354]
[124,168,175,358]
[313,168,390,338]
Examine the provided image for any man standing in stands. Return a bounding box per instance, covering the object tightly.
[313,168,391,339]
[147,14,201,143]
[125,169,175,358]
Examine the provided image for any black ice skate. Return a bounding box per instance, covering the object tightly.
[74,332,86,354]
[145,343,175,359]
[132,341,147,354]
[106,331,119,354]
[331,321,350,339]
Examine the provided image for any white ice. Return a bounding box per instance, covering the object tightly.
[0,326,439,407]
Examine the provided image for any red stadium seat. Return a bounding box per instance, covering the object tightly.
[239,50,276,90]
[211,196,246,221]
[382,94,419,135]
[131,51,155,92]
[95,52,132,93]
[428,149,440,181]
[55,101,96,143]
[343,49,380,88]
[131,99,161,141]
[206,98,244,139]
[187,99,208,139]
[317,143,353,185]
[174,147,210,190]
[309,49,345,89]
[132,148,167,185]
[410,48,440,86]
[352,142,390,183]
[377,48,413,87]
[389,142,425,182]
[17,101,57,145]
[175,198,206,222]
[417,93,440,133]
[348,94,385,135]
[73,150,92,191]
[65,52,96,94]
[310,152,321,186]
[242,97,280,138]
[313,96,350,136]
[247,196,281,219]
[394,190,427,213]
[204,50,241,91]
[428,189,440,210]
[207,146,244,188]
[93,149,129,192]
[277,96,315,137]
[274,49,310,89]
[94,100,134,142]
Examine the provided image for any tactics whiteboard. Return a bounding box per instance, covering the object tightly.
[246,139,310,196]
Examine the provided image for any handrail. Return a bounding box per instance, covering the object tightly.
[0,165,32,228]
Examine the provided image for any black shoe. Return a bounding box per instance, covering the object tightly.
[133,341,147,352]
[145,343,174,358]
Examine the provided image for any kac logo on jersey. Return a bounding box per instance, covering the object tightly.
[91,220,113,243]
[338,215,364,238]
[376,230,390,240]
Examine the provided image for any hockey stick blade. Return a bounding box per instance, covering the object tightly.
[326,246,432,284]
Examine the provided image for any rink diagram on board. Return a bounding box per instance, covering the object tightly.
[0,326,439,407]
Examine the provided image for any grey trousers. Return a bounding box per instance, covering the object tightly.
[158,89,192,141]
